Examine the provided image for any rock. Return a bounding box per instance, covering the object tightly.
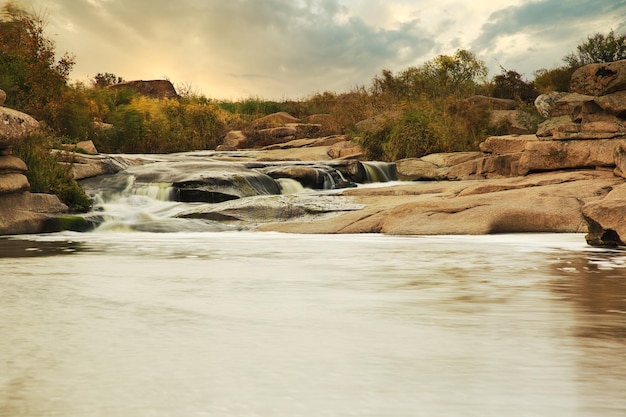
[396,158,445,181]
[582,184,626,246]
[124,161,283,203]
[252,112,299,129]
[76,140,98,155]
[0,89,6,106]
[534,92,569,117]
[549,93,596,118]
[258,170,619,235]
[397,152,484,181]
[262,165,355,189]
[0,192,68,235]
[327,141,362,159]
[570,59,626,96]
[178,194,365,224]
[52,151,136,180]
[480,134,539,154]
[614,142,626,178]
[466,95,518,110]
[0,155,28,173]
[108,80,179,99]
[536,115,581,138]
[220,130,248,150]
[446,153,522,179]
[0,173,29,194]
[489,110,529,135]
[594,91,626,117]
[0,107,40,150]
[518,138,626,174]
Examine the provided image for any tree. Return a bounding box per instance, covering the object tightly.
[371,49,488,100]
[491,69,537,102]
[92,72,124,87]
[0,2,74,118]
[564,30,626,67]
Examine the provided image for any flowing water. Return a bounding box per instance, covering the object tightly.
[1,230,625,417]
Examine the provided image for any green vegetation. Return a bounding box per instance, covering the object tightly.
[1,0,625,208]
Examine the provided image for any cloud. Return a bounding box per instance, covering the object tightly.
[472,0,626,76]
[24,0,626,97]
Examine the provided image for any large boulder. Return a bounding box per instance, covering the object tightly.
[582,183,626,246]
[251,112,299,129]
[570,59,626,96]
[518,138,626,174]
[108,80,179,99]
[534,92,569,117]
[594,91,626,117]
[0,106,40,150]
[0,192,68,235]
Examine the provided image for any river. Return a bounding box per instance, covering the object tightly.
[1,230,625,417]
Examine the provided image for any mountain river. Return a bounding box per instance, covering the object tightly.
[1,175,625,416]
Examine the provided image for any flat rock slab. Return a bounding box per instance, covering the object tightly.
[258,170,622,235]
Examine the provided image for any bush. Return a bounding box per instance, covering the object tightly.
[564,30,626,67]
[94,97,226,153]
[14,132,91,212]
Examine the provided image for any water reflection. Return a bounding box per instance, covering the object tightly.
[0,237,84,258]
[0,233,625,417]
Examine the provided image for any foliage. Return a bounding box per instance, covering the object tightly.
[491,69,538,102]
[564,30,626,67]
[515,103,547,133]
[356,95,503,161]
[92,72,124,87]
[14,132,91,212]
[372,49,488,100]
[532,66,575,93]
[94,96,226,153]
[0,2,74,119]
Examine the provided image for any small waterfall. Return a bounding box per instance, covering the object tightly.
[277,178,307,194]
[359,161,397,183]
[132,182,176,201]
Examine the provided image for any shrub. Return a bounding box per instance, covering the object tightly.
[14,132,91,212]
[532,66,575,93]
[94,97,226,153]
[564,30,626,67]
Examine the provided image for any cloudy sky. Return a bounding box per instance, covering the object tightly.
[24,0,626,100]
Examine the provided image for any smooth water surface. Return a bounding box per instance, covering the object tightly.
[1,232,625,417]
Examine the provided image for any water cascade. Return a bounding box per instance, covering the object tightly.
[277,178,307,194]
[359,161,397,183]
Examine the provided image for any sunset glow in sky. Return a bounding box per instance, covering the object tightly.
[25,0,626,99]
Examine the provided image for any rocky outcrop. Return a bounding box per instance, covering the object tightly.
[0,106,40,151]
[570,59,626,96]
[254,170,620,234]
[0,90,71,234]
[107,80,179,99]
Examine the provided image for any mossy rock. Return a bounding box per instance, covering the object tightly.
[42,215,98,233]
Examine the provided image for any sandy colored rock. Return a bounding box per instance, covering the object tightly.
[518,138,626,174]
[480,134,539,154]
[594,91,626,117]
[252,112,299,128]
[570,59,626,96]
[582,183,626,246]
[0,155,28,173]
[0,107,40,150]
[0,192,68,235]
[108,80,178,99]
[0,173,29,194]
[258,171,619,235]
